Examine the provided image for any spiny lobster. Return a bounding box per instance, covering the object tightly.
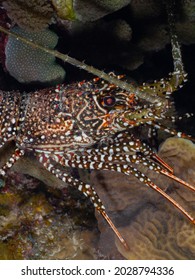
[0,2,194,250]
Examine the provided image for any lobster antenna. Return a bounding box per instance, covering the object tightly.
[165,0,187,86]
[0,24,163,104]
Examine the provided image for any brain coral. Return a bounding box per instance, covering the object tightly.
[2,0,54,31]
[5,26,66,84]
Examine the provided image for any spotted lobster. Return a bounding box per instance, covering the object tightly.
[0,3,194,250]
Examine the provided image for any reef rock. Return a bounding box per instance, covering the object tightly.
[2,0,54,31]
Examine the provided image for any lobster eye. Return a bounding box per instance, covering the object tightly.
[102,96,116,107]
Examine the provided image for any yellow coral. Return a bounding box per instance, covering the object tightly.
[51,0,76,20]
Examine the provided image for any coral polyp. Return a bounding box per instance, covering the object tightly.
[5,26,66,84]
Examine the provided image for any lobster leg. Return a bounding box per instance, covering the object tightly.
[113,132,180,173]
[65,152,195,193]
[0,148,25,176]
[85,132,174,174]
[113,153,195,192]
[53,153,195,225]
[147,120,195,142]
[37,152,129,250]
[79,132,195,192]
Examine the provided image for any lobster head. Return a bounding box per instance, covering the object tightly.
[75,76,140,136]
